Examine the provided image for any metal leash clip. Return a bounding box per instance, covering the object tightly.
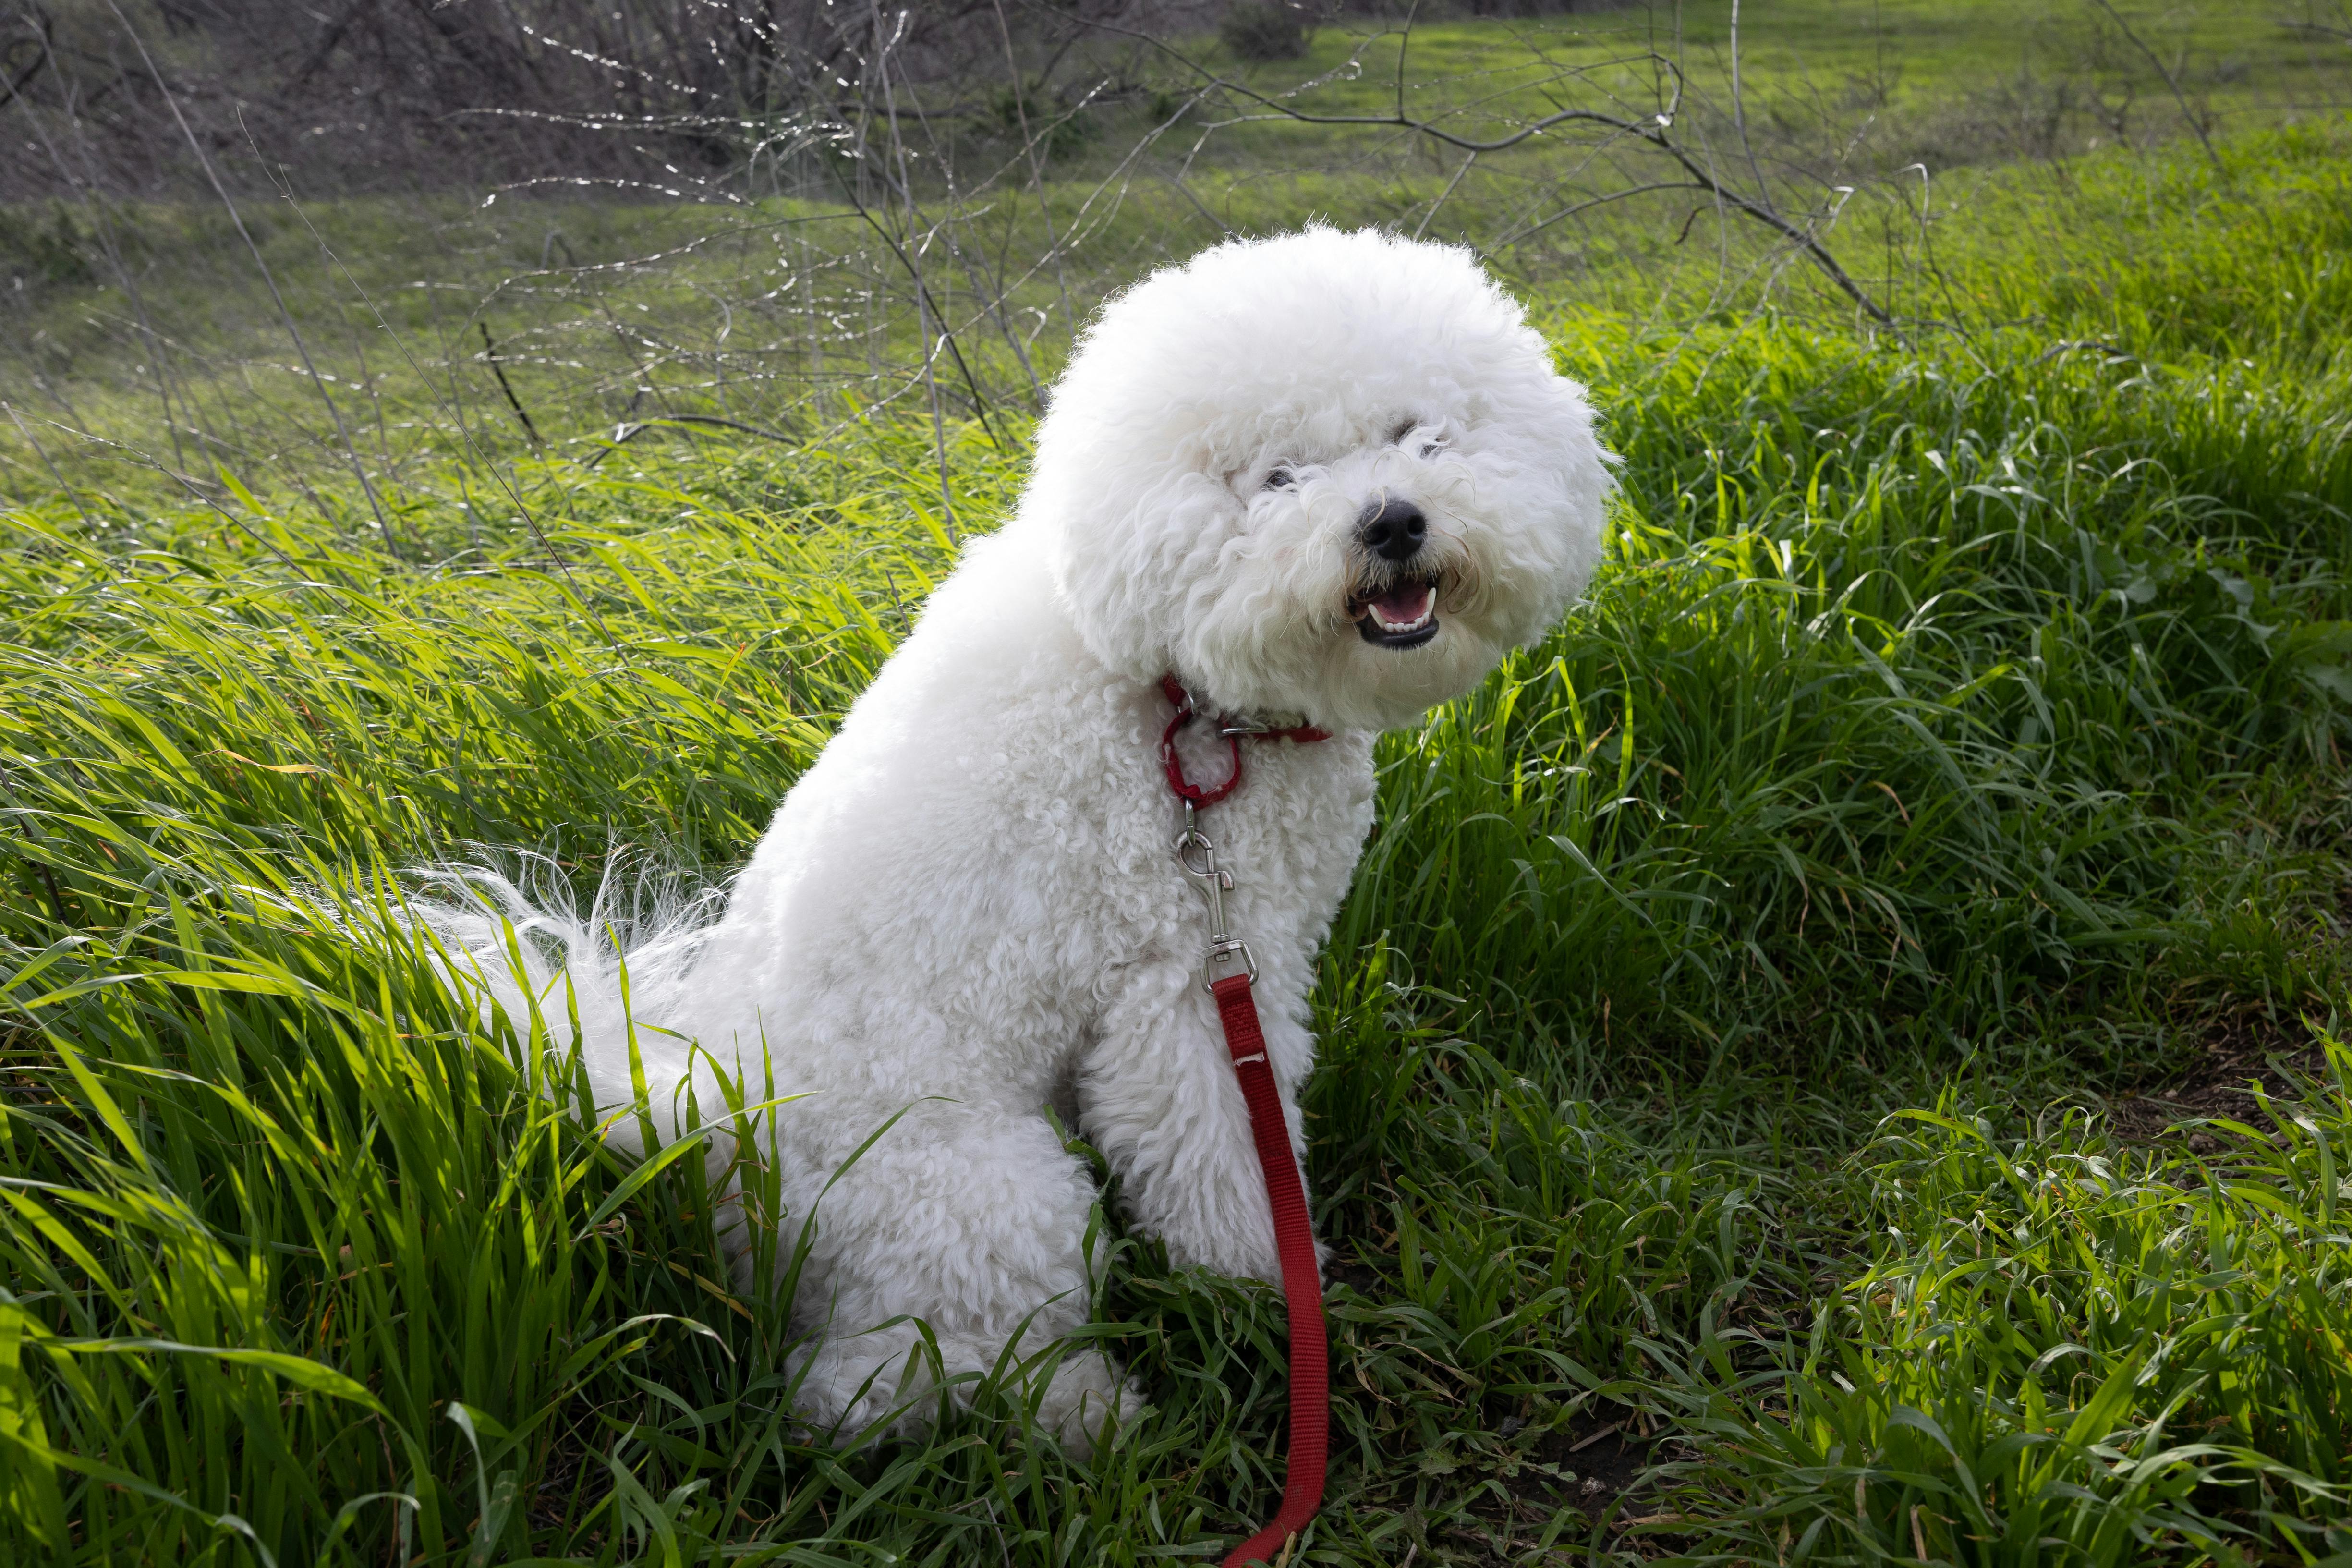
[1174,801,1258,992]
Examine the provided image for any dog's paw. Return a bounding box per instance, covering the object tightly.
[1031,1347,1140,1461]
[788,1327,939,1446]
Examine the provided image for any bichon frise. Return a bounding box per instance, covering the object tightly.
[417,226,1613,1453]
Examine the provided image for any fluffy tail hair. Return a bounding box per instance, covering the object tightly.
[401,847,731,1146]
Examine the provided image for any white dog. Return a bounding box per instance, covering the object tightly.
[418,227,1612,1452]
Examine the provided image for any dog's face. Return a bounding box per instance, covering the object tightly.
[1030,228,1614,732]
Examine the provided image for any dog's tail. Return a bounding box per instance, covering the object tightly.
[396,850,731,1148]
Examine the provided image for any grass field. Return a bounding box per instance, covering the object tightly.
[6,3,2352,1564]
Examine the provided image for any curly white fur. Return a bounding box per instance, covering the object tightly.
[411,227,1613,1454]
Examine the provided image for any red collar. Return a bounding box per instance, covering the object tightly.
[1157,674,1330,808]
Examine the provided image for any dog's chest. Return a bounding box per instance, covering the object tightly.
[1109,733,1378,979]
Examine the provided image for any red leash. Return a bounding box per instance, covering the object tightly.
[1160,677,1331,1568]
[1210,972,1331,1566]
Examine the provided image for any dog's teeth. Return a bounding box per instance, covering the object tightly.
[1360,581,1438,634]
[1369,602,1434,632]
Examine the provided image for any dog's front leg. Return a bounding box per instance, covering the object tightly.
[1077,960,1315,1284]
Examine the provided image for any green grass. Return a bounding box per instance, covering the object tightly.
[6,26,2352,1568]
[1650,1070,2352,1564]
[1172,0,2349,175]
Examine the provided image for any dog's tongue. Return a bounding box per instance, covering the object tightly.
[1369,583,1433,624]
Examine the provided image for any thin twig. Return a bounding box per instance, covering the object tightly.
[479,322,544,448]
[2085,0,2228,180]
[1414,149,1479,242]
[1483,181,1713,256]
[13,407,351,590]
[3,401,95,530]
[992,0,1077,355]
[820,126,1009,455]
[1028,11,1897,326]
[269,193,618,651]
[874,0,963,546]
[580,414,800,470]
[99,0,416,560]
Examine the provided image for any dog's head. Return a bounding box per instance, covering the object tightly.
[1027,226,1614,732]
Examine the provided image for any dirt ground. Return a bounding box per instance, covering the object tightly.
[2104,1007,2333,1150]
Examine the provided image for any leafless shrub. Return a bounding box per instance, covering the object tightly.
[2284,1,2352,46]
[0,0,1202,199]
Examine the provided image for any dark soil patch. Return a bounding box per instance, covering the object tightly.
[1323,1250,1386,1301]
[1439,1412,1673,1562]
[1528,1416,1658,1518]
[1323,1247,1675,1559]
[2106,1006,2330,1151]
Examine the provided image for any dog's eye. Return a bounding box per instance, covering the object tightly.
[1393,417,1446,457]
[1263,464,1297,491]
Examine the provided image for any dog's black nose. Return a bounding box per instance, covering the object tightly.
[1358,498,1427,563]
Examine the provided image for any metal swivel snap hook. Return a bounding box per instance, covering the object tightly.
[1174,802,1258,990]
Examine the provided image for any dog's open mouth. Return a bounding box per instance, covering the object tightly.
[1349,575,1442,649]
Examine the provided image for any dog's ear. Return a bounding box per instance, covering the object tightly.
[1031,435,1233,683]
[1549,374,1619,604]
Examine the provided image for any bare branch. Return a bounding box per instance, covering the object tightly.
[1023,8,1895,325]
[2085,0,2228,181]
